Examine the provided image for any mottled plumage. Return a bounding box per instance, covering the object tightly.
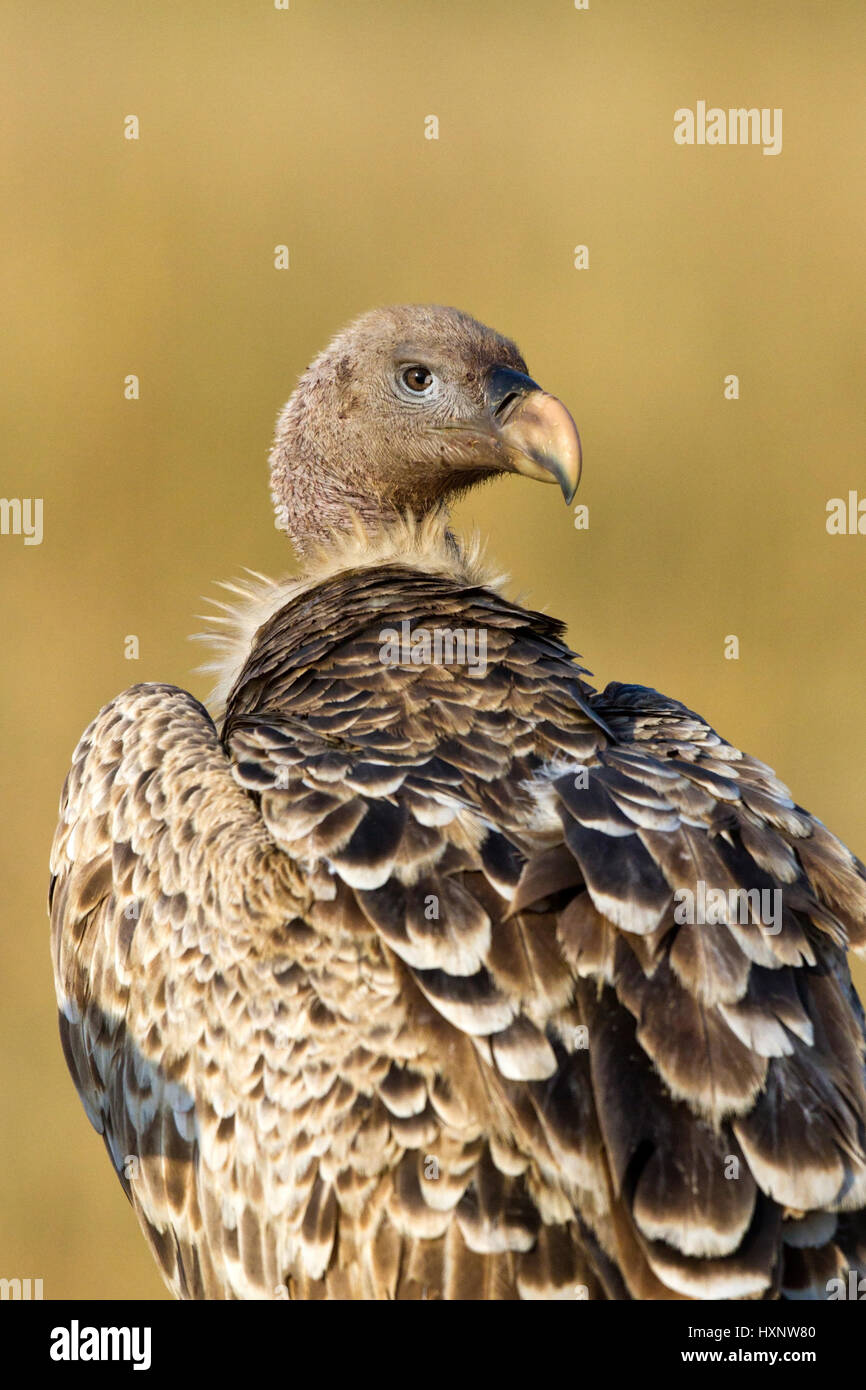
[51,307,866,1299]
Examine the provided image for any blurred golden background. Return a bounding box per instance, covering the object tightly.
[2,0,865,1299]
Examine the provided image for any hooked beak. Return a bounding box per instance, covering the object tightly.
[487,367,582,504]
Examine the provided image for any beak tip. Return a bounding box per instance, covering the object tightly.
[490,377,582,505]
[561,433,581,504]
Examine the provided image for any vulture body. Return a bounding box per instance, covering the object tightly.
[51,306,866,1299]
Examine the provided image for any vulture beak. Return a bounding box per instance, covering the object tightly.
[486,367,582,504]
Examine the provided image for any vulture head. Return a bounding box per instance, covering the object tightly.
[270,304,581,554]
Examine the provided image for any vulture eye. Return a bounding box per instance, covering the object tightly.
[400,365,435,395]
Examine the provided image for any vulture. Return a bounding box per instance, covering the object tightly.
[50,304,866,1301]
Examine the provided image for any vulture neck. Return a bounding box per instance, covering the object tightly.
[278,474,462,561]
[287,494,422,558]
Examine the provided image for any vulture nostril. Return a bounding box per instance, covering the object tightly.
[493,391,520,422]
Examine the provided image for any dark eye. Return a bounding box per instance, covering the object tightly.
[400,365,434,394]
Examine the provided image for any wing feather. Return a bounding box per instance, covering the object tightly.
[51,683,308,1298]
[53,567,866,1300]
